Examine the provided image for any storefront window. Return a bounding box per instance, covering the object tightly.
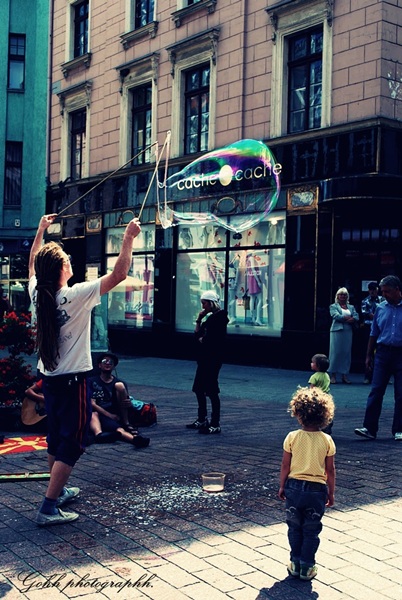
[106,225,154,328]
[227,247,285,334]
[175,213,286,336]
[178,223,227,250]
[91,295,109,351]
[176,251,225,330]
[1,254,31,315]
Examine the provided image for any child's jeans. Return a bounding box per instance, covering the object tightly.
[285,478,327,567]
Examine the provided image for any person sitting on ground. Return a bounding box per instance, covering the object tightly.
[21,379,48,433]
[87,353,150,449]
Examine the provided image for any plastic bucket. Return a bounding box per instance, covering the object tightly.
[201,472,225,493]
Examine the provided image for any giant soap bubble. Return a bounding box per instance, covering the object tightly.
[157,139,281,233]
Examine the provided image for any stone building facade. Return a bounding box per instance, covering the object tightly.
[42,0,402,369]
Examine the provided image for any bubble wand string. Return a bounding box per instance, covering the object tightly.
[56,141,159,218]
[138,130,171,221]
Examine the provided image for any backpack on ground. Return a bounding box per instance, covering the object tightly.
[129,397,157,427]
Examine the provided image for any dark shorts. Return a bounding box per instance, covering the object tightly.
[43,373,92,467]
[98,413,120,432]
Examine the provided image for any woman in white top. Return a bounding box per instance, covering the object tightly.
[328,287,360,384]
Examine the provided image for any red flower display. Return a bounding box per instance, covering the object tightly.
[0,312,36,408]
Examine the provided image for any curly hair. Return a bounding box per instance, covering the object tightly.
[289,386,335,429]
[34,242,65,371]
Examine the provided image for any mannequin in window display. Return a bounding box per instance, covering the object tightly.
[179,228,193,249]
[276,220,286,245]
[109,295,125,321]
[228,254,240,325]
[200,224,222,248]
[91,304,108,349]
[199,252,224,291]
[141,257,153,318]
[246,252,263,326]
[266,221,278,245]
[266,219,286,246]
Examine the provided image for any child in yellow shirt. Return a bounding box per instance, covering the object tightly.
[278,387,336,581]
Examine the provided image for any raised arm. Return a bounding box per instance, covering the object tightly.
[28,214,58,279]
[99,218,141,296]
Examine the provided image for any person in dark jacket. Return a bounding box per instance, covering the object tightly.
[186,290,229,434]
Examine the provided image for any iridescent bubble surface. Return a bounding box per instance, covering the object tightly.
[157,139,282,233]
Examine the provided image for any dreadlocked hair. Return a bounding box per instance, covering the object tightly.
[34,242,64,371]
[288,386,335,430]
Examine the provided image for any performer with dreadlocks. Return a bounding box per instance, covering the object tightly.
[28,213,142,526]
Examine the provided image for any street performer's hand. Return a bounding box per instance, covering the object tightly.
[125,217,141,238]
[38,214,58,231]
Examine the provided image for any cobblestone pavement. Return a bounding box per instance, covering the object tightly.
[0,357,401,599]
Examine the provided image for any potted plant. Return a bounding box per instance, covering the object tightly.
[0,311,36,429]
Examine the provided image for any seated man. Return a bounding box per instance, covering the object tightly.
[87,352,150,449]
[21,379,48,433]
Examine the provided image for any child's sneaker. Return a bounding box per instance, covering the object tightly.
[287,560,300,577]
[300,564,317,580]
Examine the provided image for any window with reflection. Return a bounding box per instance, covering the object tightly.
[175,214,286,335]
[135,0,155,28]
[184,64,210,154]
[106,224,155,328]
[288,27,322,134]
[8,34,25,90]
[131,84,152,164]
[70,109,86,181]
[4,142,22,206]
[74,0,89,58]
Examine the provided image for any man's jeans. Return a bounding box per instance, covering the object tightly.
[363,344,402,435]
[285,479,327,567]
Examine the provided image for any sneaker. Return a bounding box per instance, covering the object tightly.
[287,560,300,577]
[300,565,317,581]
[354,427,376,440]
[199,425,221,435]
[186,418,208,430]
[395,432,402,441]
[132,435,150,449]
[363,379,371,384]
[56,486,80,507]
[36,508,79,527]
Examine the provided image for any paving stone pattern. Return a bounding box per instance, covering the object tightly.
[0,358,401,599]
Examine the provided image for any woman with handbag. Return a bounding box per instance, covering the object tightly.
[328,288,360,384]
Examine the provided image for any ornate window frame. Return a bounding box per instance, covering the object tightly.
[172,0,217,28]
[61,0,92,78]
[266,0,333,138]
[166,28,220,157]
[121,0,158,48]
[116,53,160,166]
[57,81,92,180]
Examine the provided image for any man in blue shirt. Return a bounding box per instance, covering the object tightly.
[355,275,402,440]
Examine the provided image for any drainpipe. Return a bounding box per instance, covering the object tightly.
[45,0,55,193]
[240,0,247,138]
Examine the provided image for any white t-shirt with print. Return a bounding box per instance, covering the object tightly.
[29,276,101,376]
